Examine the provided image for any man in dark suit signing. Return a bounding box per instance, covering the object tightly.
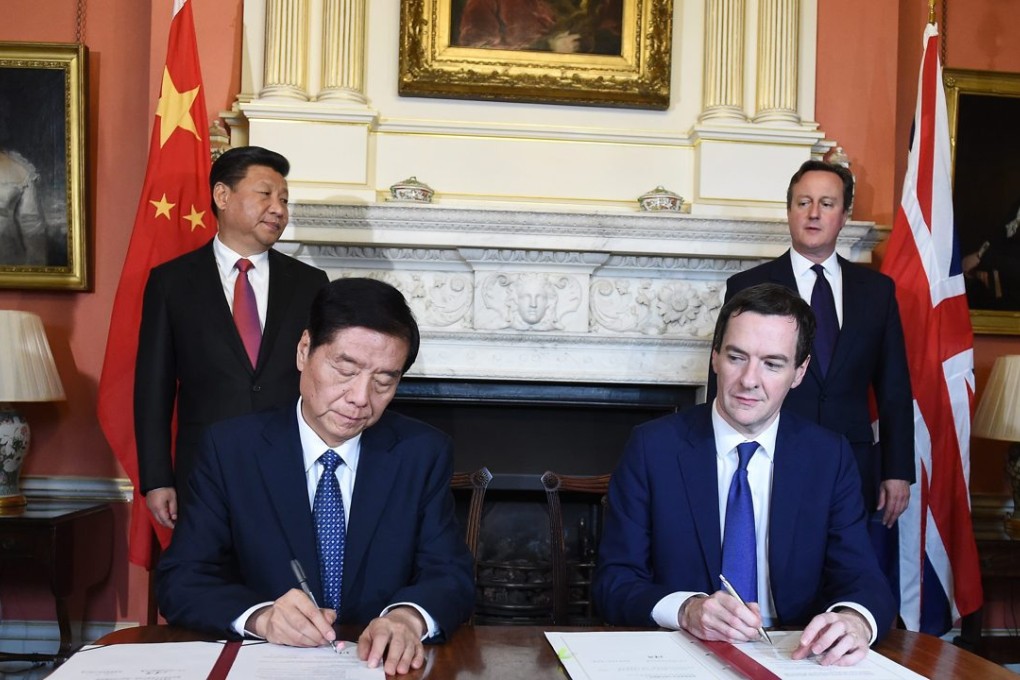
[135,146,329,528]
[595,284,895,667]
[708,160,913,528]
[157,278,475,675]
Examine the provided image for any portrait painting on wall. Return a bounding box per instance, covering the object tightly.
[0,42,88,291]
[400,0,672,109]
[945,68,1020,334]
[451,0,624,56]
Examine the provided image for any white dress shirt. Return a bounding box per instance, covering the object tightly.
[790,248,844,328]
[651,401,877,643]
[212,235,270,329]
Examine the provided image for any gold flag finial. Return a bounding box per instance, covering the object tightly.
[928,0,936,24]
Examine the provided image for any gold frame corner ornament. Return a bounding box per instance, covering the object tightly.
[0,41,89,291]
[399,0,674,110]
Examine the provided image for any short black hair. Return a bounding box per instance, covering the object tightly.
[306,278,420,373]
[209,146,290,217]
[786,159,854,212]
[712,283,815,367]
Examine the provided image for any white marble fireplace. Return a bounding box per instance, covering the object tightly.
[281,203,881,392]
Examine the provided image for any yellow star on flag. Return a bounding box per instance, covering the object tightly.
[155,66,201,147]
[183,204,207,232]
[149,193,175,220]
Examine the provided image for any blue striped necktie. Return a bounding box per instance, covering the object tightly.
[721,441,759,602]
[314,450,346,612]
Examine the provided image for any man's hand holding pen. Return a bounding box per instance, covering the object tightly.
[679,591,765,643]
[244,588,339,649]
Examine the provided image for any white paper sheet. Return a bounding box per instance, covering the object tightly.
[546,630,744,679]
[225,640,384,679]
[545,630,929,680]
[733,631,928,680]
[46,641,224,679]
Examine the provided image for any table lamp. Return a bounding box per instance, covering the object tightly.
[972,354,1020,538]
[0,310,65,508]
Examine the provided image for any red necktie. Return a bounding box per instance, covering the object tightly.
[233,258,261,368]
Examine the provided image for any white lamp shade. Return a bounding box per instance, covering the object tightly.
[0,310,65,402]
[973,355,1020,442]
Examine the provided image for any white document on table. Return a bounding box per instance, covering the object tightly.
[225,640,384,679]
[46,641,223,679]
[545,630,745,679]
[733,631,928,680]
[545,630,929,680]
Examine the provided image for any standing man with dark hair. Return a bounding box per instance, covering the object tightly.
[136,146,329,529]
[595,283,895,667]
[708,160,913,530]
[158,277,475,676]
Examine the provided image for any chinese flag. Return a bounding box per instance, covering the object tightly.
[97,0,213,568]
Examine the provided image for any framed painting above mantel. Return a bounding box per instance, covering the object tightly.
[399,0,674,110]
[944,68,1020,335]
[0,42,88,291]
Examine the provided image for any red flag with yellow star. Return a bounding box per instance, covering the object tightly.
[98,0,212,568]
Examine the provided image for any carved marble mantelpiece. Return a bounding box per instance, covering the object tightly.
[281,204,881,389]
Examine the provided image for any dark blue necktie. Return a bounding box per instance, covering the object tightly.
[721,441,758,602]
[314,450,346,612]
[810,264,839,376]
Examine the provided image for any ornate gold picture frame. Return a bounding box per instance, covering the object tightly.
[399,0,674,109]
[0,42,88,291]
[944,69,1020,335]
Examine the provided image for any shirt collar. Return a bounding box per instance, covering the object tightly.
[213,233,270,277]
[296,398,361,474]
[789,248,839,280]
[711,399,780,463]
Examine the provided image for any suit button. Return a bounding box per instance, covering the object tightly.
[252,385,262,392]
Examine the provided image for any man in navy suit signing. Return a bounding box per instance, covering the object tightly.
[157,278,475,676]
[594,284,894,667]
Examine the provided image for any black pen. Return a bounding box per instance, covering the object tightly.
[719,573,773,646]
[290,558,340,654]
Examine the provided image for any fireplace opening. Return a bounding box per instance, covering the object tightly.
[392,378,698,624]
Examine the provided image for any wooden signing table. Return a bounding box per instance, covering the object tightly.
[98,624,1016,679]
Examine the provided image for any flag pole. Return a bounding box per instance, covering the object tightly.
[928,0,936,24]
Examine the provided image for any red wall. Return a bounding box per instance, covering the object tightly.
[1,0,1017,630]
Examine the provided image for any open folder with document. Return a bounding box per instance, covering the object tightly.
[545,630,928,680]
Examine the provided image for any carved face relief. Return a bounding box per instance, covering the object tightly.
[517,276,552,325]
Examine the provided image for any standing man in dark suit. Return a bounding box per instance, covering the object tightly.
[157,278,475,676]
[136,146,329,529]
[595,284,895,667]
[708,160,913,528]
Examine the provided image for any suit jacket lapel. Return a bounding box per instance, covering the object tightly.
[260,250,297,371]
[342,419,399,596]
[828,255,862,380]
[192,240,256,374]
[768,417,802,583]
[255,407,322,595]
[675,407,723,587]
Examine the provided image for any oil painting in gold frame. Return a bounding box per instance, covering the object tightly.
[399,0,674,109]
[944,68,1020,335]
[0,42,88,291]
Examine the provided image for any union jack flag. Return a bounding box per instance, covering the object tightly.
[880,22,982,633]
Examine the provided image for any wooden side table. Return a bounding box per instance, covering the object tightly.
[0,500,114,662]
[956,527,1020,664]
